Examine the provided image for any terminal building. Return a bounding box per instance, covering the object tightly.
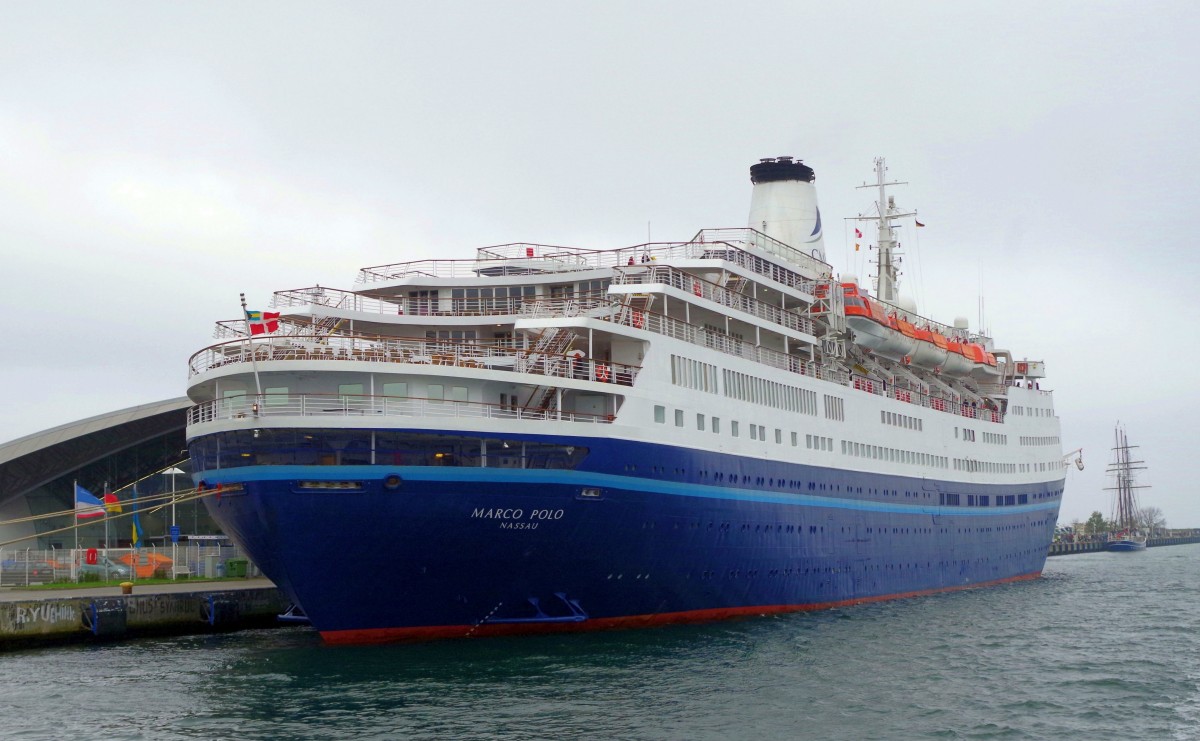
[0,399,219,550]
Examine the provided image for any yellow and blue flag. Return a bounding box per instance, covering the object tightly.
[131,485,144,549]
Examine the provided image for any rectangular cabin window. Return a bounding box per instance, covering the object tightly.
[450,386,468,402]
[792,432,798,447]
[731,421,739,438]
[675,409,684,427]
[382,382,408,398]
[338,383,364,397]
[697,413,705,431]
[775,429,782,444]
[264,387,288,406]
[654,405,666,423]
[427,384,444,401]
[750,425,757,440]
[221,389,246,416]
[711,417,720,433]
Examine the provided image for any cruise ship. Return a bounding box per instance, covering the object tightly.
[185,157,1066,644]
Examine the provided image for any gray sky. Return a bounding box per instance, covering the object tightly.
[2,2,1197,526]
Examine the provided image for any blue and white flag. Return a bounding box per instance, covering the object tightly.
[75,484,105,520]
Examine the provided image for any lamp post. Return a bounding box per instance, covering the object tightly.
[162,467,185,579]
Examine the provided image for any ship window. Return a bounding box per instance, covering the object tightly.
[792,432,798,446]
[697,413,705,431]
[338,383,364,397]
[450,386,468,402]
[775,429,782,444]
[427,384,444,401]
[675,409,684,427]
[382,382,408,398]
[264,387,289,406]
[654,405,665,423]
[711,417,720,433]
[750,425,757,440]
[731,421,739,437]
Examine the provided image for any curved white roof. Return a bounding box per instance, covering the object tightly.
[0,398,191,466]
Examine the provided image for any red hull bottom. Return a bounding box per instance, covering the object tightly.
[320,571,1043,645]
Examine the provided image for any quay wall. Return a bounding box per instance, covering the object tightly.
[1048,535,1200,557]
[0,586,286,649]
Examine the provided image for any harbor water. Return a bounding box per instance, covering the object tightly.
[2,544,1197,740]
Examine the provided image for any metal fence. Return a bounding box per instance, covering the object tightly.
[0,544,259,588]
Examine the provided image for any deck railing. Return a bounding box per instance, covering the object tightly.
[271,285,615,319]
[611,264,816,336]
[188,393,615,426]
[354,229,831,284]
[188,334,638,387]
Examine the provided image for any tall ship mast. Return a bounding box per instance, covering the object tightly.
[1104,424,1149,552]
[184,156,1069,643]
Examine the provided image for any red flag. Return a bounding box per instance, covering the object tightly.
[246,310,280,335]
[854,228,862,238]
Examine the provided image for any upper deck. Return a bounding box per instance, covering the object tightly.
[354,228,834,286]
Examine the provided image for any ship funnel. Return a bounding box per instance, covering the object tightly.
[748,157,826,261]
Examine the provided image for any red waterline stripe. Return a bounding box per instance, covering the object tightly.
[320,571,1042,645]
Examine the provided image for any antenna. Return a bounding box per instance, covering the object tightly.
[852,157,913,302]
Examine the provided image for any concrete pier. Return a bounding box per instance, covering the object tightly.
[1048,535,1200,557]
[0,579,289,649]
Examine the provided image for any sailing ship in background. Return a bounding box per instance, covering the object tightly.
[1105,425,1149,552]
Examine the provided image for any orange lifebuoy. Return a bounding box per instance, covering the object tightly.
[596,364,610,382]
[632,311,645,329]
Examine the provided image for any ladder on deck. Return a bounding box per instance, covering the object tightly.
[521,327,579,414]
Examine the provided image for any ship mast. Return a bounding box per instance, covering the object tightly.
[855,158,914,303]
[1104,425,1149,531]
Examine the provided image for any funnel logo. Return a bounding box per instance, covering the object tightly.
[810,207,822,238]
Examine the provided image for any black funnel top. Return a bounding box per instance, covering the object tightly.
[750,156,814,184]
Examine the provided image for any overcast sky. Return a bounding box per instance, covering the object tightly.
[2,2,1197,525]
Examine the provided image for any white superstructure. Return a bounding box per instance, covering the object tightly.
[185,158,1064,499]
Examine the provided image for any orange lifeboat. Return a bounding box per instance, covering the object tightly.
[941,338,975,376]
[909,325,949,370]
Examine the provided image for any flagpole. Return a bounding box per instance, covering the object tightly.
[103,482,109,557]
[239,292,264,398]
[73,480,79,579]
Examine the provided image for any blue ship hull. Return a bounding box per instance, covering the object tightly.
[1106,538,1147,552]
[196,434,1062,643]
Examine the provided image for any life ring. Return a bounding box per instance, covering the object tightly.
[596,364,610,382]
[632,311,645,329]
[692,281,702,297]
